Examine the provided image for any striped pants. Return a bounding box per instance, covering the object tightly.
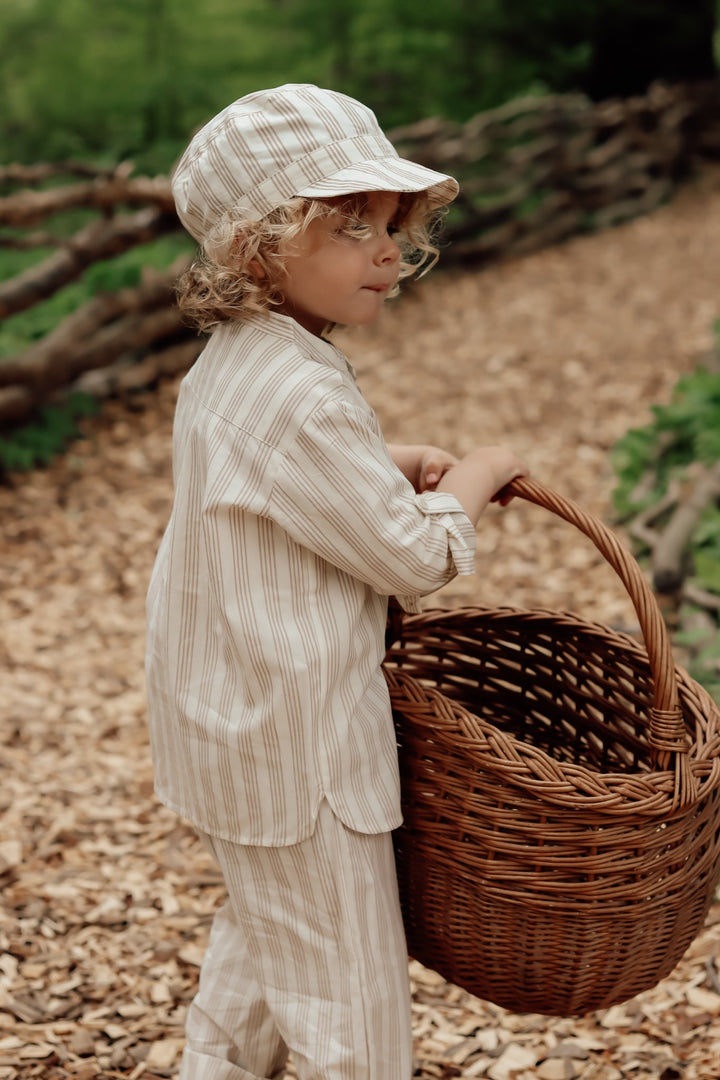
[179,801,413,1080]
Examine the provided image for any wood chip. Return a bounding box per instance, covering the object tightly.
[537,1060,580,1080]
[3,165,720,1080]
[17,1044,56,1060]
[144,1038,185,1069]
[487,1043,538,1079]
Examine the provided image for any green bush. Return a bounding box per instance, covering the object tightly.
[612,335,720,698]
[0,393,99,473]
[0,233,192,359]
[612,356,720,522]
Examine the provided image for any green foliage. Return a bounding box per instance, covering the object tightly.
[612,361,720,520]
[612,347,720,698]
[2,0,716,170]
[692,500,720,606]
[0,233,192,359]
[0,278,88,357]
[0,393,99,473]
[0,230,193,474]
[675,601,720,702]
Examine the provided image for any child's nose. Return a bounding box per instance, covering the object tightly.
[376,232,400,264]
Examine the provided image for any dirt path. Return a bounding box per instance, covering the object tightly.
[2,166,720,1080]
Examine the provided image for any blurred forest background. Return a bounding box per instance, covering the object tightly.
[1,0,719,172]
[3,0,720,697]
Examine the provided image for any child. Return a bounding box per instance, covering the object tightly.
[145,84,527,1080]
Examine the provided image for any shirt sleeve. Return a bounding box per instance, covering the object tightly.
[267,397,477,606]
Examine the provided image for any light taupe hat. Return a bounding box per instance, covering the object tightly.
[171,83,459,244]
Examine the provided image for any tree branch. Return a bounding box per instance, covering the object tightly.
[0,208,180,318]
[0,259,188,384]
[0,173,175,227]
[652,462,720,593]
[0,162,121,186]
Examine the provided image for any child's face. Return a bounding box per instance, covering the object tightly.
[277,191,402,336]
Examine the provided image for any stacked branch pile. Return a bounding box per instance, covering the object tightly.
[1,78,720,428]
[391,78,720,260]
[0,163,202,427]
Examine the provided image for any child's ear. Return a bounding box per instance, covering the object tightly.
[248,258,266,280]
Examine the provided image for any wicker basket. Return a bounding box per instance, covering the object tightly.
[384,477,720,1016]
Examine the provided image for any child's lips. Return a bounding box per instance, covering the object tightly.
[364,283,390,293]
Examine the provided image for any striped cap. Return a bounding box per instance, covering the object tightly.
[171,84,459,244]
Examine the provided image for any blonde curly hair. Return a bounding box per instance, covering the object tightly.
[176,191,445,333]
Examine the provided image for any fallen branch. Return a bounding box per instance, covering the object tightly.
[0,302,189,428]
[652,462,720,593]
[0,161,120,186]
[0,173,175,227]
[0,207,180,318]
[683,582,720,612]
[626,486,679,549]
[67,304,188,379]
[0,258,189,391]
[74,338,205,398]
[0,260,193,426]
[0,229,67,250]
[0,312,199,428]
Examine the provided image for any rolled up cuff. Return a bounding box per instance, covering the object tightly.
[395,491,476,612]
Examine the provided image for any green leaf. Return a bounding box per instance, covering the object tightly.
[694,507,720,549]
[692,551,720,594]
[0,393,101,473]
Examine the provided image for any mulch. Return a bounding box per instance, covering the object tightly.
[2,165,720,1080]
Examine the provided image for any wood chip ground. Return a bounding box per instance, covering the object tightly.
[2,167,720,1080]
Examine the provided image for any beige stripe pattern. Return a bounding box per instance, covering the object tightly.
[180,800,413,1079]
[145,311,476,845]
[171,84,458,241]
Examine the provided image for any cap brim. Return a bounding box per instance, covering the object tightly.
[294,155,458,208]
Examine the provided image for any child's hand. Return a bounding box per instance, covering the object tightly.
[387,443,458,493]
[491,472,526,506]
[436,445,529,526]
[418,447,458,492]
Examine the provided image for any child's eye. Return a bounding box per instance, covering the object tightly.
[332,217,401,240]
[332,219,369,238]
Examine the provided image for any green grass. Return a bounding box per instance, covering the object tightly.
[0,223,192,471]
[0,393,100,472]
[0,231,192,359]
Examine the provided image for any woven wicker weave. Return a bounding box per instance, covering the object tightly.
[384,477,720,1016]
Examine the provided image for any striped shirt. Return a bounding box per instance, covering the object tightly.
[145,311,476,845]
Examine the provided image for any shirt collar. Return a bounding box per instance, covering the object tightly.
[241,310,357,380]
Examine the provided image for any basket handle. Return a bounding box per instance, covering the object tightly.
[503,477,693,802]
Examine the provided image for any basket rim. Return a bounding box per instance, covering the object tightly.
[384,604,720,816]
[387,662,720,815]
[389,600,720,729]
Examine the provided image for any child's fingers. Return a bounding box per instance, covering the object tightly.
[492,469,528,506]
[420,450,457,492]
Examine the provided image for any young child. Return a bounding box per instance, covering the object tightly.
[145,84,527,1080]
